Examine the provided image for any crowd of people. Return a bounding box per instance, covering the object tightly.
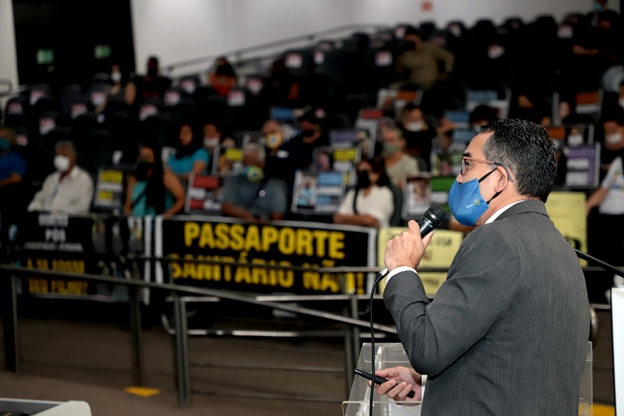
[1,1,624,264]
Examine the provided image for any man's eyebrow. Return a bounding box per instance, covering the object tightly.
[462,152,471,157]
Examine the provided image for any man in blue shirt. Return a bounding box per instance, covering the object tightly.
[0,125,26,245]
[0,126,26,186]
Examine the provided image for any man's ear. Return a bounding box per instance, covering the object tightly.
[495,167,510,192]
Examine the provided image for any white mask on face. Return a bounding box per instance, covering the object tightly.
[204,137,220,148]
[568,133,583,146]
[54,155,71,172]
[111,71,122,83]
[406,121,425,132]
[606,132,623,145]
[618,98,624,109]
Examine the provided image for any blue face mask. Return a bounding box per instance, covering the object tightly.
[448,169,500,226]
[593,2,602,11]
[0,138,10,152]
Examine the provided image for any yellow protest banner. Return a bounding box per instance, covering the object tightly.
[545,192,587,266]
[377,228,464,296]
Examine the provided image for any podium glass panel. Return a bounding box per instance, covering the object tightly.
[343,342,592,416]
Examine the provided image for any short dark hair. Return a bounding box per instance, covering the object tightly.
[480,119,557,202]
[404,26,421,38]
[470,104,499,125]
[361,156,391,187]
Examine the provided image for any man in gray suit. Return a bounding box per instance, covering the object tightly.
[376,119,589,415]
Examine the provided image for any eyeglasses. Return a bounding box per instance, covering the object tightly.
[461,156,513,182]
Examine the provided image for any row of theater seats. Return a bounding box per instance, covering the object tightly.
[1,11,620,190]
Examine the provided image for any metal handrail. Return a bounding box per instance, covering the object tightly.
[0,264,395,333]
[0,262,396,406]
[163,23,388,74]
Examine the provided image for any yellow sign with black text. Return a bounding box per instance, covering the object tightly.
[377,228,464,296]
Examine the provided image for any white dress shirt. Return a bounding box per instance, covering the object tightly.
[27,166,94,215]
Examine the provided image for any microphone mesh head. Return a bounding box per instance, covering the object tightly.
[426,204,447,226]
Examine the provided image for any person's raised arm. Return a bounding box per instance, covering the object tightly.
[383,223,519,378]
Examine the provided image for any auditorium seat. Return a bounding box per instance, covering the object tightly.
[78,128,114,182]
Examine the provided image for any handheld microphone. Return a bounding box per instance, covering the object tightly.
[377,204,447,278]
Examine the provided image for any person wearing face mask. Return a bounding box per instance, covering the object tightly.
[586,152,624,268]
[27,140,93,215]
[280,111,329,172]
[124,142,185,218]
[167,122,209,181]
[94,63,132,114]
[395,26,454,90]
[602,116,624,152]
[381,127,420,187]
[333,157,394,228]
[208,56,238,97]
[221,143,287,222]
[398,103,436,171]
[375,119,589,416]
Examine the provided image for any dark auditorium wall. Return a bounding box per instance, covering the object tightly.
[12,0,136,92]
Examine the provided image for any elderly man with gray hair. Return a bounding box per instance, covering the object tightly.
[221,142,288,222]
[28,140,94,215]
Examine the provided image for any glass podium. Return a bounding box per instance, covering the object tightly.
[0,398,91,415]
[343,342,593,416]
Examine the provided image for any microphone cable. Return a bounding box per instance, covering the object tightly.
[369,270,387,416]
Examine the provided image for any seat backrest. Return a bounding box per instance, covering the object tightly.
[388,183,404,227]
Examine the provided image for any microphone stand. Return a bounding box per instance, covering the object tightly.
[574,249,624,278]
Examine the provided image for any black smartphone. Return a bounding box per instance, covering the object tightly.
[353,368,415,398]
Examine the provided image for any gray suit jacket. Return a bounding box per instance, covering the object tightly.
[384,200,589,416]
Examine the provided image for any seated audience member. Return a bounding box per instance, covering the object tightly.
[261,119,286,156]
[602,114,624,152]
[395,26,454,90]
[381,127,420,187]
[260,119,297,189]
[264,57,301,105]
[397,103,436,171]
[208,57,238,97]
[586,154,624,266]
[95,63,132,113]
[124,142,185,218]
[509,92,553,126]
[217,137,241,175]
[280,111,329,171]
[221,143,288,222]
[202,119,228,173]
[109,63,130,103]
[334,157,394,228]
[0,125,26,192]
[469,104,499,131]
[28,140,93,215]
[126,56,172,107]
[0,125,26,239]
[168,122,209,180]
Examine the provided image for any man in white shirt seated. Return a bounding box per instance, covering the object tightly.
[28,140,94,215]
